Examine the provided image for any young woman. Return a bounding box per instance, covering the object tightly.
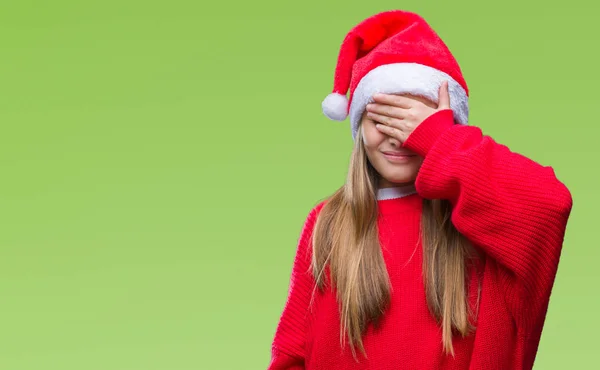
[267,10,573,370]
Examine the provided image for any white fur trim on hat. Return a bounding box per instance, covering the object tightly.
[349,63,469,140]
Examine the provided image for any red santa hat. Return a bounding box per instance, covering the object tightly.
[321,10,470,140]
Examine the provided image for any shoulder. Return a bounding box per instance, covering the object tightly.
[313,199,328,215]
[298,199,329,237]
[308,199,328,222]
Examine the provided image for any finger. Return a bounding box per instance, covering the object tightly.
[367,112,405,130]
[366,103,407,120]
[438,80,451,109]
[372,93,413,108]
[375,123,407,142]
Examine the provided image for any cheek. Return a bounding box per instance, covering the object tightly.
[361,122,385,148]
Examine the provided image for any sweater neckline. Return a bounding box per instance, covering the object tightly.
[376,184,421,215]
[376,184,418,200]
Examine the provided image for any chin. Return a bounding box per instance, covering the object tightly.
[389,176,416,184]
[367,155,422,187]
[384,167,420,184]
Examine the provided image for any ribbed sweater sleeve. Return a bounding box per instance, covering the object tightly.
[268,203,323,370]
[402,110,574,332]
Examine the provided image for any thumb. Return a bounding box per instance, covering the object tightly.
[437,80,451,110]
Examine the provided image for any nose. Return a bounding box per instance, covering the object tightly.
[388,135,401,147]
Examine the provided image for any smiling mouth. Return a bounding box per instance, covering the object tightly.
[382,152,416,163]
[382,152,415,157]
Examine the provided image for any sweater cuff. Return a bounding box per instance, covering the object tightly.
[402,109,455,157]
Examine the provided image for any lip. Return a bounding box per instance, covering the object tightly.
[382,151,415,157]
[382,151,416,163]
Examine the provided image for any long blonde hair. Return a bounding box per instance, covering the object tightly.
[311,126,482,360]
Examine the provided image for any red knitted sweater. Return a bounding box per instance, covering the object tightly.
[267,110,573,370]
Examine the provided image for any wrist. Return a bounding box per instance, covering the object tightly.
[402,109,455,157]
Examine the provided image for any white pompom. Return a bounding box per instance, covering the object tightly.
[321,93,349,121]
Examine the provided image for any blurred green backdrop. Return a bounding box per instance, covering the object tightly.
[0,1,597,369]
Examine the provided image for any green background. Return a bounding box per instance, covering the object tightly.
[0,1,597,369]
